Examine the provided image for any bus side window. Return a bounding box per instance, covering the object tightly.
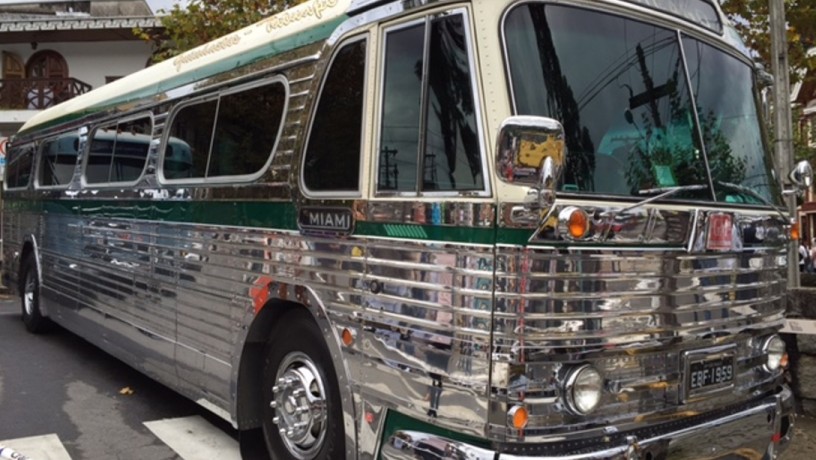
[163,79,286,181]
[209,82,286,177]
[166,100,217,179]
[85,115,153,185]
[5,142,36,189]
[303,36,367,193]
[111,117,152,182]
[38,134,78,187]
[377,12,484,194]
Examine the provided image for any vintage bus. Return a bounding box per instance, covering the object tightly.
[2,0,810,458]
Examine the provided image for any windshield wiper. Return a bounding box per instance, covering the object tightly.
[626,184,709,213]
[714,181,790,222]
[598,184,708,240]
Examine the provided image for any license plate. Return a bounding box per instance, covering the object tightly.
[684,351,735,400]
[688,356,734,390]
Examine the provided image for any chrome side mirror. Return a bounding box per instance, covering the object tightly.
[789,160,813,192]
[496,116,566,191]
[755,62,774,89]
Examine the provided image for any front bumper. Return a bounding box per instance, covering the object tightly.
[380,386,794,460]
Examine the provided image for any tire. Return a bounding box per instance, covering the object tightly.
[261,309,345,459]
[20,255,52,333]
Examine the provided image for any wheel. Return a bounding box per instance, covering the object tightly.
[262,309,345,459]
[20,255,52,333]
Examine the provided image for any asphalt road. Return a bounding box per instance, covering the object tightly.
[1,293,814,459]
[0,295,239,460]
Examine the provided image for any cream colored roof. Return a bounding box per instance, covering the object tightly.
[20,0,352,133]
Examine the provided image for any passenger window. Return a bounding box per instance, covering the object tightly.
[39,134,78,187]
[5,142,36,189]
[167,100,217,179]
[210,84,285,177]
[377,12,484,194]
[163,80,286,181]
[85,116,152,184]
[304,37,367,192]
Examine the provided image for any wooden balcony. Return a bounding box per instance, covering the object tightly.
[0,77,92,110]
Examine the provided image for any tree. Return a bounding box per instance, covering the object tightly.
[136,0,306,63]
[720,0,816,86]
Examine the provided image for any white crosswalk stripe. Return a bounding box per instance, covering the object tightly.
[0,434,71,460]
[144,416,240,460]
[0,416,240,460]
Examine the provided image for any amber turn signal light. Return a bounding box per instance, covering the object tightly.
[508,405,529,430]
[342,328,355,347]
[559,206,591,240]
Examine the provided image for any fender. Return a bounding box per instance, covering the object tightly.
[231,279,359,460]
[20,235,47,317]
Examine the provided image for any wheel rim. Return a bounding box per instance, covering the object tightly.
[23,269,35,316]
[269,351,329,459]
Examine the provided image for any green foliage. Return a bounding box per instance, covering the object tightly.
[135,0,306,63]
[720,0,816,85]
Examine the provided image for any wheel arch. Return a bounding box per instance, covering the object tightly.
[18,236,41,294]
[233,285,358,459]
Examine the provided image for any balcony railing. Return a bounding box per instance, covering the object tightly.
[0,77,92,110]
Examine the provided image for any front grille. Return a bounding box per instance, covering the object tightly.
[489,246,786,442]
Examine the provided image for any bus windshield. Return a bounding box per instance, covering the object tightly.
[503,3,781,206]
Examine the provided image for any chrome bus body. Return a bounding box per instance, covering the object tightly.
[2,0,795,458]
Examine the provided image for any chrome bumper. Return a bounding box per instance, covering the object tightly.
[380,386,795,460]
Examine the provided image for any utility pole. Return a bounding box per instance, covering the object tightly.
[770,0,799,288]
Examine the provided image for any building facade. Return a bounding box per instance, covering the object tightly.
[795,49,816,248]
[0,0,161,138]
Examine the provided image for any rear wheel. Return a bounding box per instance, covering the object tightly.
[20,255,51,333]
[261,309,344,459]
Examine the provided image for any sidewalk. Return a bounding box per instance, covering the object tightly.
[782,414,816,458]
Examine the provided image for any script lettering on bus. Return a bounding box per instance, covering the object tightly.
[259,0,340,33]
[173,34,242,72]
[299,207,354,235]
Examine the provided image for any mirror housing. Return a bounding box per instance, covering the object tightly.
[496,116,566,191]
[755,62,774,89]
[788,160,814,193]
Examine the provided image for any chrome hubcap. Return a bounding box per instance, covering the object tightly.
[270,351,328,459]
[23,270,35,316]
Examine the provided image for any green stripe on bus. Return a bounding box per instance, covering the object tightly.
[10,198,537,245]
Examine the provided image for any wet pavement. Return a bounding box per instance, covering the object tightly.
[782,414,816,459]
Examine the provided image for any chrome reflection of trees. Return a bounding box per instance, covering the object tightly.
[624,43,746,193]
[422,15,481,191]
[528,6,596,191]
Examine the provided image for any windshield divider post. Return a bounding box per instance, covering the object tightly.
[677,30,716,201]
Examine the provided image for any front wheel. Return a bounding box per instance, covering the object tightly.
[262,309,345,459]
[20,255,52,333]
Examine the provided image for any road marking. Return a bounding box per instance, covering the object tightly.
[0,434,72,460]
[144,416,240,460]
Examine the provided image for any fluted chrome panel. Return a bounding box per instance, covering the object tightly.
[354,239,494,435]
[489,244,787,442]
[493,247,785,350]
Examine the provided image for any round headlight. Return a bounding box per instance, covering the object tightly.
[565,365,603,415]
[763,335,786,372]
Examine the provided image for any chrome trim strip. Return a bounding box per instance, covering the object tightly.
[380,387,793,459]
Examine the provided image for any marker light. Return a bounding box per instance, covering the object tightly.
[791,222,800,241]
[508,405,529,429]
[763,335,786,372]
[565,365,603,415]
[342,328,355,347]
[559,206,591,240]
